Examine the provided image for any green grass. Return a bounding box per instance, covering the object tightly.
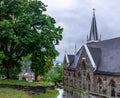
[0,79,53,86]
[33,89,58,98]
[0,88,59,98]
[0,88,32,98]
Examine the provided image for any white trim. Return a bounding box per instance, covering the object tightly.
[65,54,69,64]
[84,44,96,71]
[87,40,99,43]
[75,44,84,55]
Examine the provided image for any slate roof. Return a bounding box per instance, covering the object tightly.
[69,47,83,69]
[88,47,101,67]
[87,37,120,74]
[67,55,75,65]
[65,46,84,70]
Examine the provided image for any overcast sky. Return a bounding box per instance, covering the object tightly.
[41,0,120,62]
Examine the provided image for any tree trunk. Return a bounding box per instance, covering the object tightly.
[4,59,13,79]
[6,64,12,79]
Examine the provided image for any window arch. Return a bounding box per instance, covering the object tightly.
[97,78,102,94]
[109,79,116,97]
[82,59,86,70]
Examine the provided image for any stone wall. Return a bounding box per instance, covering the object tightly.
[94,74,120,98]
[0,84,55,94]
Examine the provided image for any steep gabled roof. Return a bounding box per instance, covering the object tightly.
[65,45,97,70]
[64,54,74,68]
[67,54,75,65]
[69,46,83,69]
[87,37,120,74]
[88,46,101,68]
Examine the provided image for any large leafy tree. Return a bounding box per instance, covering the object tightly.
[0,0,63,79]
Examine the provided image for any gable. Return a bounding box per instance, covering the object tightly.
[68,46,84,69]
[63,54,75,69]
[76,45,96,71]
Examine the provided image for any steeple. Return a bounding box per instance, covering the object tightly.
[87,8,100,42]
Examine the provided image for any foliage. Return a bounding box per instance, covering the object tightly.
[0,0,63,79]
[31,56,53,78]
[0,88,58,98]
[43,64,63,83]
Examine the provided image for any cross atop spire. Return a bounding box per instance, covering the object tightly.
[87,8,100,42]
[93,8,95,17]
[74,43,77,54]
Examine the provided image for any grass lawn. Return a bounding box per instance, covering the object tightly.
[0,79,53,86]
[33,89,58,98]
[0,79,58,98]
[0,88,32,98]
[0,88,58,98]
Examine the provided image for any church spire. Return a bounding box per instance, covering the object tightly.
[87,8,100,42]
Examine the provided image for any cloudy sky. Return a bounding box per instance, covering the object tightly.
[41,0,120,62]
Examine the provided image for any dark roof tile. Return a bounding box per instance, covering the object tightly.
[87,37,120,73]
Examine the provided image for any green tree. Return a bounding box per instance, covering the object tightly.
[31,56,53,79]
[43,64,63,83]
[0,0,63,79]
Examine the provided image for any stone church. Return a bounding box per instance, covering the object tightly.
[63,10,120,98]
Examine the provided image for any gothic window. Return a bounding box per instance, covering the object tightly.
[82,70,86,90]
[82,60,86,90]
[87,80,91,91]
[68,78,70,86]
[69,72,70,76]
[110,80,116,97]
[74,73,78,88]
[79,80,81,88]
[87,73,91,91]
[73,73,75,87]
[98,78,102,94]
[66,78,68,86]
[70,79,73,87]
[78,72,81,88]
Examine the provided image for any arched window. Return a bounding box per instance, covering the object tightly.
[110,80,116,97]
[68,72,70,76]
[87,73,91,91]
[82,61,86,90]
[74,73,78,88]
[97,78,102,94]
[78,72,81,88]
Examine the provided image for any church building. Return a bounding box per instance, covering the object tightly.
[63,9,120,98]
